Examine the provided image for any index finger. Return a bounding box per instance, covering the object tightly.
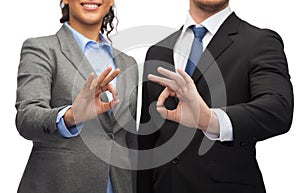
[157,87,170,107]
[106,84,119,101]
[158,87,177,107]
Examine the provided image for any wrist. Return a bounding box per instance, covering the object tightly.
[64,108,75,128]
[198,109,220,135]
[199,110,220,135]
[198,109,212,130]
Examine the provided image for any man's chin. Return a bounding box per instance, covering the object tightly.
[193,0,229,13]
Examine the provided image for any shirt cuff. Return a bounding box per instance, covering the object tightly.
[56,106,84,138]
[203,108,233,142]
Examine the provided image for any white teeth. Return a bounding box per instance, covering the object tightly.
[83,4,99,8]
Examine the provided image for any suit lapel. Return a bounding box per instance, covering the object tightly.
[111,49,137,133]
[111,49,127,133]
[158,29,182,67]
[56,25,115,133]
[159,30,182,105]
[56,25,95,81]
[192,13,240,82]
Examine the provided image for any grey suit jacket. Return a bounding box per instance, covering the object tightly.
[15,25,138,193]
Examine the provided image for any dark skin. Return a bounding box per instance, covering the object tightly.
[62,0,119,128]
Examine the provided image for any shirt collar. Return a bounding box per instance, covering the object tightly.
[64,22,113,55]
[182,6,232,36]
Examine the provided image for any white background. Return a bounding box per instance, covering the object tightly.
[0,0,299,192]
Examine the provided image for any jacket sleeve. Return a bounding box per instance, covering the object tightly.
[225,30,294,145]
[15,38,64,142]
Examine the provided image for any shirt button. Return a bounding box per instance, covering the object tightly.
[240,141,246,147]
[240,140,250,147]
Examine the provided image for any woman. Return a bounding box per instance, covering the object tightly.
[15,0,138,192]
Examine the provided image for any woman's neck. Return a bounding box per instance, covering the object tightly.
[69,20,102,42]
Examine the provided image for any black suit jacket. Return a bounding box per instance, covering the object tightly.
[138,13,293,193]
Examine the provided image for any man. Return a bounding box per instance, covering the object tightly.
[138,0,293,193]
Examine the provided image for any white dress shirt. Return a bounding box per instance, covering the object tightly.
[173,6,233,141]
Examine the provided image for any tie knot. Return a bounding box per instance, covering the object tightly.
[191,26,207,40]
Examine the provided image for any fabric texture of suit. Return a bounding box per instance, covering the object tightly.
[138,13,293,193]
[16,25,138,193]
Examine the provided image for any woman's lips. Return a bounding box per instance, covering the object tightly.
[81,3,101,10]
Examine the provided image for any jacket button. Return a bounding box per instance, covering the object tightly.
[107,133,114,140]
[240,141,246,147]
[172,157,179,164]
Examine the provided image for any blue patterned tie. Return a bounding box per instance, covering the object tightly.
[185,26,207,76]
